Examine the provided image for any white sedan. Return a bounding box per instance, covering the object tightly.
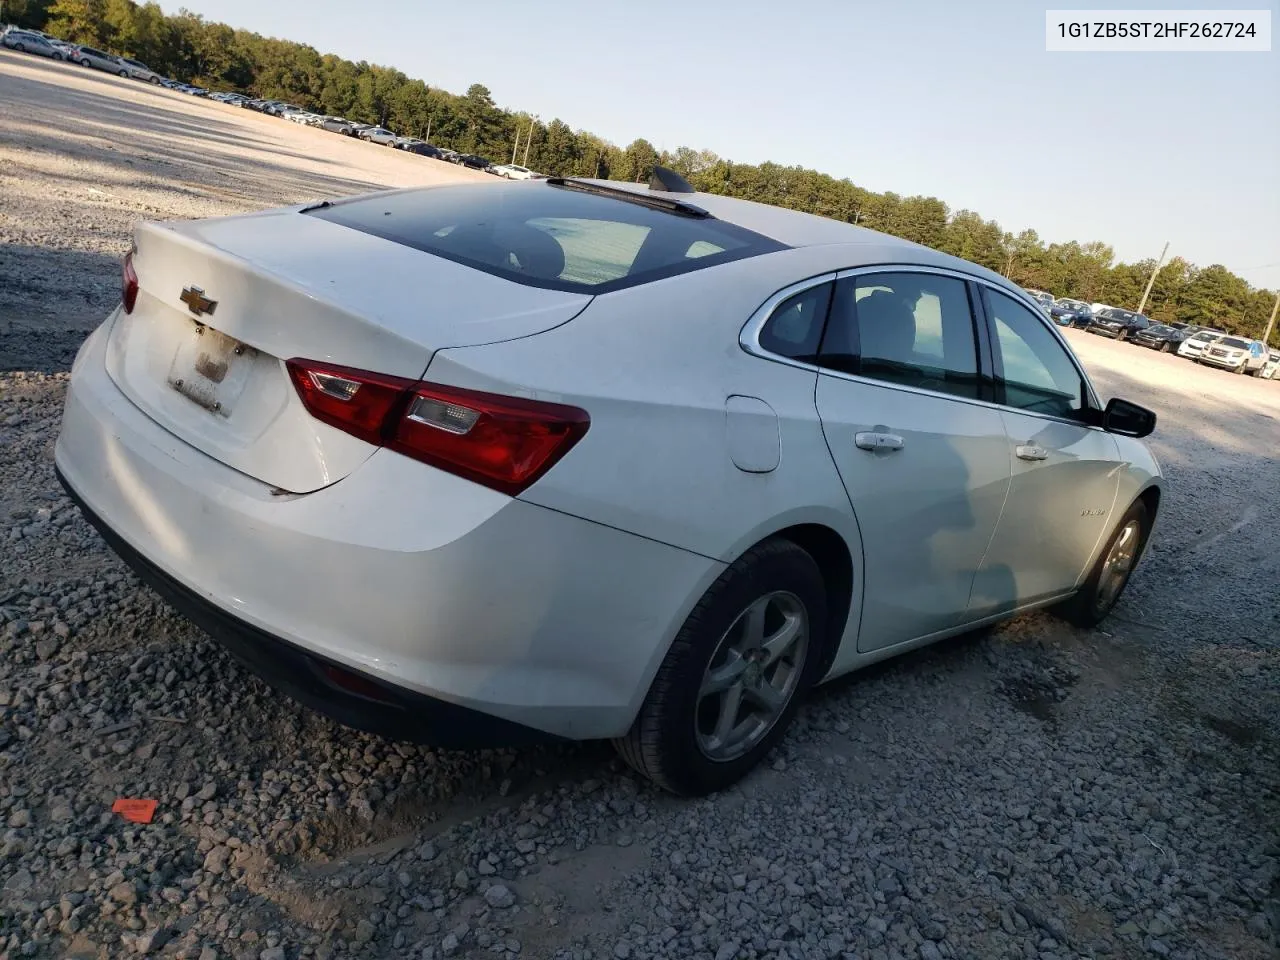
[55,171,1163,795]
[490,164,538,180]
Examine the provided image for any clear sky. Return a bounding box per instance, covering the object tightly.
[161,0,1279,289]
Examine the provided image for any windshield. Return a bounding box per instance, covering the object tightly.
[1099,309,1134,321]
[1147,325,1172,334]
[307,182,788,293]
[1220,337,1250,349]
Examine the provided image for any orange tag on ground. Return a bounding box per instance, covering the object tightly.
[112,799,157,824]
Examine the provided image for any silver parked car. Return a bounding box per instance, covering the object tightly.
[1,30,65,59]
[117,56,162,84]
[68,44,126,74]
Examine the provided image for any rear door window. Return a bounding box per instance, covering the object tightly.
[306,183,786,293]
[817,271,982,400]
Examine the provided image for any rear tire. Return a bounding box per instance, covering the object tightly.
[13,43,25,52]
[613,539,828,796]
[119,70,128,77]
[1052,501,1150,629]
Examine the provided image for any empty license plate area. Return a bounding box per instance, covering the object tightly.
[167,323,257,417]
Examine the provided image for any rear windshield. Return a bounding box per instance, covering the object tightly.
[305,182,787,293]
[1220,337,1250,349]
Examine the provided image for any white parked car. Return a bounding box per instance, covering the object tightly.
[1176,329,1224,360]
[285,111,321,124]
[357,126,398,145]
[491,164,537,180]
[1196,336,1269,376]
[1261,349,1280,380]
[54,171,1164,795]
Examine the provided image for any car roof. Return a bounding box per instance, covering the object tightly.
[568,179,1021,288]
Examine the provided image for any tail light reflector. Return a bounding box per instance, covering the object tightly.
[285,359,589,496]
[121,252,139,314]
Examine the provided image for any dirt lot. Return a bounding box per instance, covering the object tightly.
[2,49,1278,960]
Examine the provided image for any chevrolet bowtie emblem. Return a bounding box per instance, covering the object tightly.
[180,286,217,317]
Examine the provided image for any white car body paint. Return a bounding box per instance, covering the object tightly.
[56,180,1165,742]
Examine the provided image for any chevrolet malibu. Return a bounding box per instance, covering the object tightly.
[55,171,1163,795]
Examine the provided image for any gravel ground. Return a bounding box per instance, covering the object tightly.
[2,49,1278,960]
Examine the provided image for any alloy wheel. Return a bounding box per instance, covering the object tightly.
[1096,520,1140,613]
[694,591,809,762]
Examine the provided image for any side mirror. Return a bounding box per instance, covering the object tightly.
[1103,397,1156,438]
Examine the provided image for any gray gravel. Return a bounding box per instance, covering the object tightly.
[2,48,1278,960]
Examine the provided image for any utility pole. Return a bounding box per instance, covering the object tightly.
[1135,241,1169,316]
[522,122,533,166]
[424,117,431,143]
[511,126,521,164]
[1262,290,1280,347]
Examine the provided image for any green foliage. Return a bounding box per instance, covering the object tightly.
[12,0,1275,340]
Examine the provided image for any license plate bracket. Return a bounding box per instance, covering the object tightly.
[166,323,255,418]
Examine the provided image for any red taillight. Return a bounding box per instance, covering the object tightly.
[121,252,139,314]
[285,358,589,496]
[285,360,414,446]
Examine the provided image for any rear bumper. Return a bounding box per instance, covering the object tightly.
[57,467,548,747]
[55,320,722,742]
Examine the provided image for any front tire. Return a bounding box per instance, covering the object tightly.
[1052,500,1150,628]
[614,538,828,796]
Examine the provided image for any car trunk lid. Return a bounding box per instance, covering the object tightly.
[104,208,590,493]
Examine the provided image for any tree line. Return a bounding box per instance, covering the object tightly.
[9,0,1276,340]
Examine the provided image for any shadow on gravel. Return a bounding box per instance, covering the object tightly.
[0,243,121,372]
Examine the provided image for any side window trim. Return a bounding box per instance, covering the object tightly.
[740,272,843,362]
[742,264,1101,420]
[966,279,1001,405]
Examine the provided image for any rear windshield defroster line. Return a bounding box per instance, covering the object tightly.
[303,182,788,294]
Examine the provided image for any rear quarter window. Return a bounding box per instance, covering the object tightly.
[305,182,786,293]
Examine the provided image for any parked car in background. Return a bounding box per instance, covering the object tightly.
[54,173,1163,796]
[490,164,537,180]
[118,57,162,83]
[1197,336,1268,376]
[1,30,64,59]
[358,127,398,145]
[1261,350,1280,380]
[456,153,494,170]
[1088,308,1151,341]
[321,117,357,135]
[1132,321,1196,353]
[401,142,444,158]
[436,148,460,163]
[68,45,124,73]
[1049,299,1092,327]
[285,111,321,124]
[1176,329,1225,360]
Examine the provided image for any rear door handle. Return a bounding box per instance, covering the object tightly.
[1015,444,1049,461]
[855,432,905,452]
